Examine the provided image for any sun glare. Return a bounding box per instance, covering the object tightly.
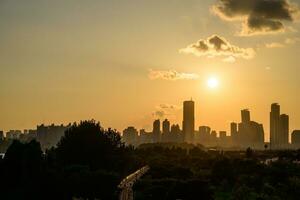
[207,77,219,89]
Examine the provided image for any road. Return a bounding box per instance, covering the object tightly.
[118,166,150,200]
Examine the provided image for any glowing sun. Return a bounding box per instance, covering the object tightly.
[207,77,219,89]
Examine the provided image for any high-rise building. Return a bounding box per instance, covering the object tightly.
[139,129,153,144]
[231,122,238,144]
[241,109,250,123]
[270,104,290,149]
[123,126,139,146]
[162,119,170,142]
[219,131,227,139]
[152,119,161,143]
[270,103,280,149]
[280,114,289,148]
[162,119,170,135]
[291,130,300,148]
[170,124,182,142]
[197,126,211,145]
[183,100,195,143]
[238,109,264,149]
[210,130,217,145]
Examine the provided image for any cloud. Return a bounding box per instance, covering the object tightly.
[265,42,285,48]
[223,56,236,63]
[152,104,181,119]
[264,37,300,48]
[212,0,299,36]
[285,37,300,44]
[148,69,199,81]
[180,34,255,61]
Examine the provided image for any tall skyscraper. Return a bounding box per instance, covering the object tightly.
[162,119,170,135]
[183,100,195,143]
[280,114,289,148]
[162,119,171,142]
[270,103,289,149]
[241,109,250,123]
[152,119,161,143]
[270,103,280,149]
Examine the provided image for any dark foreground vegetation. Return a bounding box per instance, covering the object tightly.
[1,120,300,200]
[134,146,300,200]
[0,120,141,200]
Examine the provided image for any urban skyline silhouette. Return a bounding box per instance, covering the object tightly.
[1,0,300,199]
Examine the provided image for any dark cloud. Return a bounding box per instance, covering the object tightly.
[180,34,255,61]
[212,0,299,35]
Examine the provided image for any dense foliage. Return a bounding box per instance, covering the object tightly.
[0,120,139,200]
[1,121,300,200]
[134,145,300,200]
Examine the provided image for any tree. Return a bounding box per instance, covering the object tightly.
[55,120,127,171]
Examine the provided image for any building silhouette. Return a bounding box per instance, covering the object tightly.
[196,126,211,145]
[139,129,153,144]
[280,114,289,148]
[152,119,161,143]
[219,131,229,146]
[6,130,22,140]
[162,119,170,142]
[270,103,280,149]
[231,122,238,145]
[170,124,183,142]
[291,130,300,148]
[122,126,139,146]
[270,103,289,149]
[182,100,195,143]
[238,109,264,148]
[241,109,250,123]
[37,124,70,150]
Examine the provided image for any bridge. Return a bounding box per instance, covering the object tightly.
[118,166,150,200]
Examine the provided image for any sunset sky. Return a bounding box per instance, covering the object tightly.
[1,0,300,141]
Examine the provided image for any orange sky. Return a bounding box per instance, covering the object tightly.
[0,0,300,142]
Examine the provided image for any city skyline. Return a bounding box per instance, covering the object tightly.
[122,100,297,149]
[0,99,297,142]
[1,100,297,147]
[1,0,300,141]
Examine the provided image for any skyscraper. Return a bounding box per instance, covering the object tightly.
[162,119,170,142]
[238,109,264,148]
[152,119,161,143]
[241,109,250,123]
[270,104,289,149]
[291,130,300,148]
[270,103,280,149]
[231,122,238,144]
[280,114,289,148]
[162,119,170,135]
[183,100,195,143]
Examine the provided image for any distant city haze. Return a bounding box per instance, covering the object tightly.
[1,0,300,142]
